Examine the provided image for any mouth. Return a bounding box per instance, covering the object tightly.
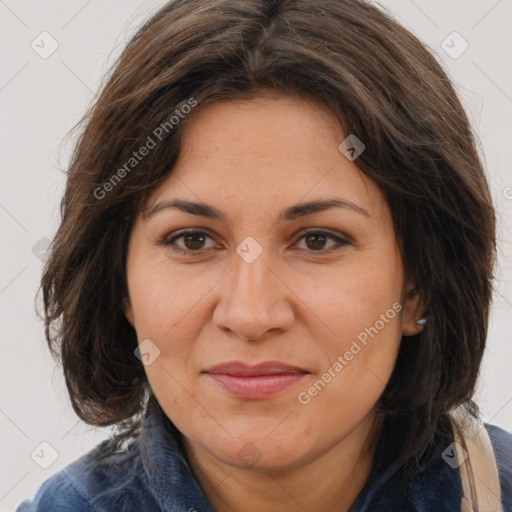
[202,361,310,399]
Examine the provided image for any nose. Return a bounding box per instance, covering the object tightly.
[212,251,295,341]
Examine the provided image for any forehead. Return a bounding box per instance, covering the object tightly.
[144,95,386,223]
[176,94,341,165]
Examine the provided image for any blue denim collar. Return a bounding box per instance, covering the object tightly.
[139,396,215,512]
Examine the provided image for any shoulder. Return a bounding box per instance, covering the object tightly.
[15,467,93,512]
[485,423,512,508]
[15,437,158,512]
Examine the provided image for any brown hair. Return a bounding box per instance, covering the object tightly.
[40,0,497,464]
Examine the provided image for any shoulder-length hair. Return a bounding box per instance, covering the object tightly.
[41,0,496,464]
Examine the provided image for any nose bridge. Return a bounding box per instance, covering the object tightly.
[214,245,292,339]
[230,248,275,312]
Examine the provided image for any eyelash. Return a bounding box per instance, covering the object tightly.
[159,229,350,256]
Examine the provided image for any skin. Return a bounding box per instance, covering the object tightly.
[124,92,424,512]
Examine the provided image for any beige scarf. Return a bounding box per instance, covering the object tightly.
[450,406,503,512]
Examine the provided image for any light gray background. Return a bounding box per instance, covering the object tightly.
[1,1,511,510]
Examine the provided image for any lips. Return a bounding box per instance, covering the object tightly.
[204,361,309,376]
[203,361,310,399]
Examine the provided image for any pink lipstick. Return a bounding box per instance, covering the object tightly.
[203,361,310,399]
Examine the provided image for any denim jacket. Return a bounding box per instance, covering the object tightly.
[16,399,512,512]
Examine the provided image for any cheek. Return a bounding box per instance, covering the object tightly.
[292,249,403,343]
[292,251,403,403]
[296,293,402,439]
[128,257,207,337]
[127,261,207,398]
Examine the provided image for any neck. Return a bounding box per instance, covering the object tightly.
[181,411,383,512]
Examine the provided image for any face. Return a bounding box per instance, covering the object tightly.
[124,93,423,470]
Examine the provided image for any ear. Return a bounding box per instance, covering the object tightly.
[401,281,425,337]
[122,297,134,327]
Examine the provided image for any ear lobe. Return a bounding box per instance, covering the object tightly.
[122,297,134,326]
[401,285,425,337]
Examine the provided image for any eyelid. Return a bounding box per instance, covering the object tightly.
[161,228,219,253]
[298,227,352,246]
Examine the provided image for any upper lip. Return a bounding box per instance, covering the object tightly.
[203,361,310,376]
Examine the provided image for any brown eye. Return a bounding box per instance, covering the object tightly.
[296,230,350,253]
[305,233,328,251]
[162,230,216,254]
[181,232,207,251]
[160,229,349,256]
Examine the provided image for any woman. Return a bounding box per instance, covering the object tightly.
[17,0,511,511]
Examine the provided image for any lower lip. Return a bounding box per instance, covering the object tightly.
[206,373,308,399]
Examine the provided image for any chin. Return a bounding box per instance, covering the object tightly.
[202,428,316,471]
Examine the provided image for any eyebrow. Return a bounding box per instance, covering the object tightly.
[143,197,371,223]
